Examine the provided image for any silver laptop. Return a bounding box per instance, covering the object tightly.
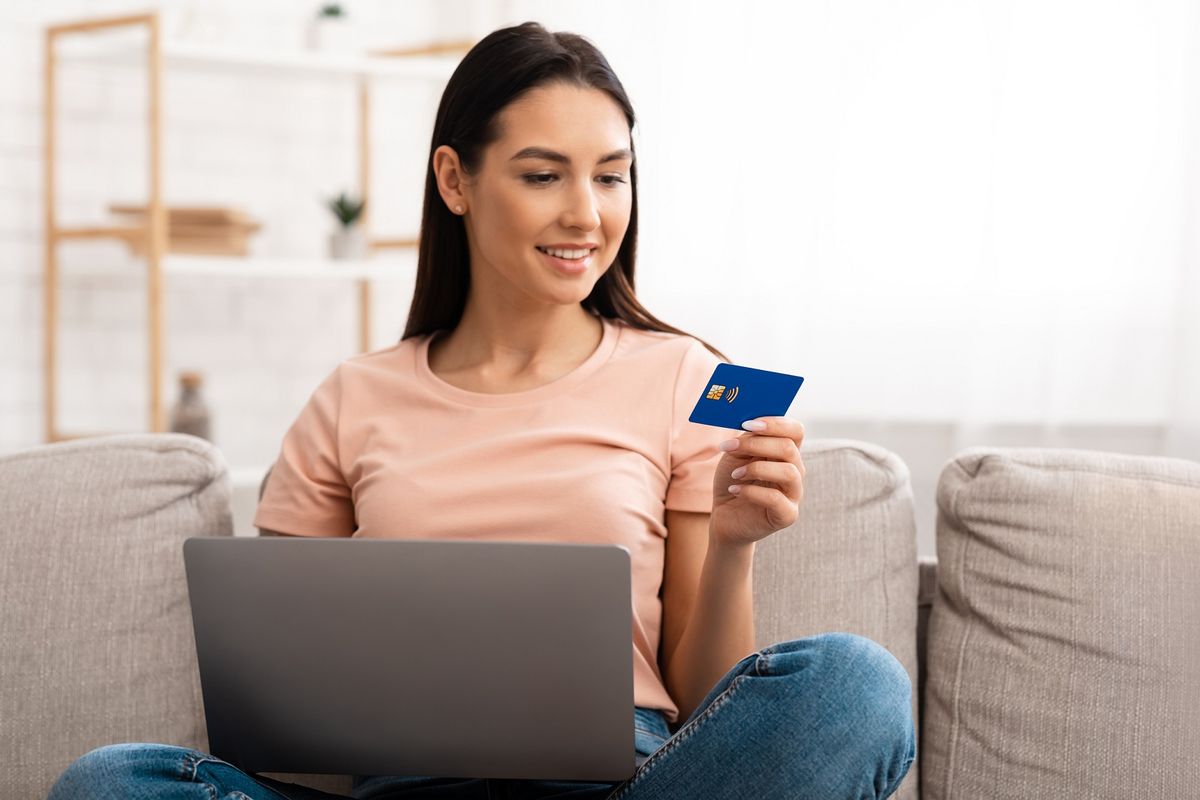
[181,537,636,782]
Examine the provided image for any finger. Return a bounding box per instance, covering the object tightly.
[726,483,800,529]
[740,416,805,445]
[721,433,801,463]
[731,460,802,502]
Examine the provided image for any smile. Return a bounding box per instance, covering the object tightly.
[536,246,594,274]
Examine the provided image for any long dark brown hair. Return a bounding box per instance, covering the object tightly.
[400,21,728,363]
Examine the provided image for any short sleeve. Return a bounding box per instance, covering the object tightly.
[252,364,356,537]
[664,338,731,513]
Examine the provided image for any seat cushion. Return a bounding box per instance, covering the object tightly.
[0,433,232,799]
[753,438,920,800]
[922,447,1200,799]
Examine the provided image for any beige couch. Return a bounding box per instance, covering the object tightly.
[2,433,1197,799]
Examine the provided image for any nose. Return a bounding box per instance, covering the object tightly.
[561,179,601,232]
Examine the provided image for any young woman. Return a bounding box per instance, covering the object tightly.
[48,21,914,800]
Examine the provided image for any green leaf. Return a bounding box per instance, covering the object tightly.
[325,191,365,227]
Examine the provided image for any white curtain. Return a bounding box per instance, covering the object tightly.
[491,0,1199,460]
[1170,0,1200,459]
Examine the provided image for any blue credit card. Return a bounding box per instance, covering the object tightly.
[688,362,805,431]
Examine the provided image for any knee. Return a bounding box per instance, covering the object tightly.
[48,743,196,799]
[819,632,911,697]
[833,633,912,730]
[769,632,914,754]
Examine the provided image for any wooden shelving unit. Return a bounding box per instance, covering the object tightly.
[42,11,470,442]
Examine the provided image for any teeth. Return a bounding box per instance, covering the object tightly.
[538,246,591,260]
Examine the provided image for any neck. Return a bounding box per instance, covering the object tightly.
[430,307,603,378]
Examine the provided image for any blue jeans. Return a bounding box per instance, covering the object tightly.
[47,632,915,799]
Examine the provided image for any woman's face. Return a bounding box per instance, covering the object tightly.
[435,82,634,308]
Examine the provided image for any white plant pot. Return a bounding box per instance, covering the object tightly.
[329,227,368,260]
[305,17,356,52]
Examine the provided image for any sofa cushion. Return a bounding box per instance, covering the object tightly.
[753,438,920,800]
[0,433,232,800]
[922,447,1200,799]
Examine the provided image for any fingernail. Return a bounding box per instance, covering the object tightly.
[719,439,739,451]
[741,419,767,431]
[731,466,747,478]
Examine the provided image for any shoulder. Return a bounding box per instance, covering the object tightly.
[332,337,421,381]
[606,323,725,399]
[297,338,421,410]
[612,320,716,365]
[341,338,413,368]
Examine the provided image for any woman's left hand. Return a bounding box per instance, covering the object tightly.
[709,417,806,549]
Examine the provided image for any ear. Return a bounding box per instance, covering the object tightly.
[433,145,471,214]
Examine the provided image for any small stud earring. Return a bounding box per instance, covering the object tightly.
[454,205,464,214]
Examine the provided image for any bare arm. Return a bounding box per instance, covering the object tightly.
[660,510,757,723]
[664,535,756,722]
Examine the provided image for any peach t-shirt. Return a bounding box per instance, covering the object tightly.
[252,315,730,724]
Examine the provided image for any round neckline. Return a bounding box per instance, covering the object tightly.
[415,316,620,407]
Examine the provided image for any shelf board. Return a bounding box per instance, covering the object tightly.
[167,253,416,280]
[54,224,145,241]
[56,37,463,80]
[64,252,418,281]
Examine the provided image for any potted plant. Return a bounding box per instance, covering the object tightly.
[326,192,367,260]
[305,3,355,52]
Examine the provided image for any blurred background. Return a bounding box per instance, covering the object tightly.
[2,0,1198,556]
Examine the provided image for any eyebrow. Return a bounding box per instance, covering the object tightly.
[509,146,634,165]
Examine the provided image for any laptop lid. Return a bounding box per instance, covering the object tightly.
[182,537,636,782]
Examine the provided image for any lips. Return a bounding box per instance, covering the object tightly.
[535,246,596,258]
[537,246,593,274]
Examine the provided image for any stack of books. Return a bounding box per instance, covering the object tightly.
[109,204,263,257]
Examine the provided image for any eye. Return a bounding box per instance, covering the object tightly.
[521,173,628,187]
